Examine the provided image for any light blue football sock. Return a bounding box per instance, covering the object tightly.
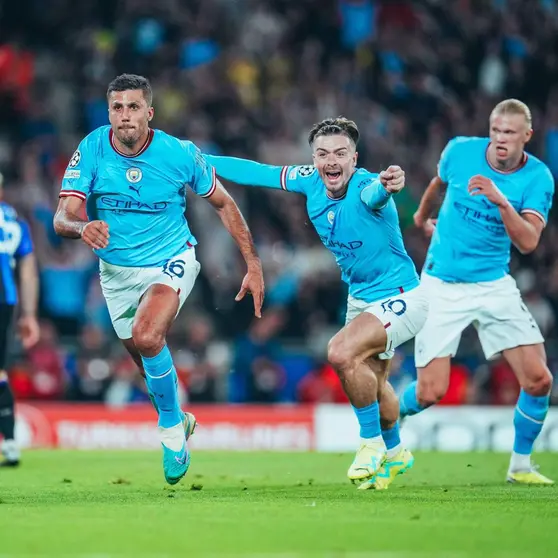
[382,422,401,452]
[353,401,381,439]
[145,373,182,419]
[513,389,549,455]
[399,381,427,418]
[141,345,181,429]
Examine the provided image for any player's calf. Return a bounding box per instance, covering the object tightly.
[400,357,450,419]
[327,317,390,482]
[504,345,554,482]
[131,284,191,484]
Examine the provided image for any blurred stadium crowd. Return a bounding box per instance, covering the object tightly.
[1,0,558,406]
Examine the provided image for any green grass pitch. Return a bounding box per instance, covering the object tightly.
[0,450,557,557]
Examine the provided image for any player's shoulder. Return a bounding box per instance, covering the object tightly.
[72,126,110,166]
[0,201,18,220]
[524,151,554,181]
[80,125,110,148]
[0,202,28,231]
[445,136,488,155]
[154,129,195,154]
[353,168,379,187]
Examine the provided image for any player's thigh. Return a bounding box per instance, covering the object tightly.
[100,262,145,339]
[346,285,429,362]
[329,312,387,366]
[0,304,15,372]
[132,248,201,337]
[152,248,201,314]
[476,275,544,361]
[133,283,180,341]
[502,343,551,395]
[414,275,473,368]
[100,248,201,340]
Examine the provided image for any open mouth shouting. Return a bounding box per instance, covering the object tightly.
[325,169,342,183]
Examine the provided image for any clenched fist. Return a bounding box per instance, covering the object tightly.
[380,165,405,194]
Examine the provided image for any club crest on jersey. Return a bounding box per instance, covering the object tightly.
[126,167,142,184]
[68,150,81,168]
[297,165,316,177]
[327,210,335,224]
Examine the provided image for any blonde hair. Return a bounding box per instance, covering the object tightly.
[491,99,532,128]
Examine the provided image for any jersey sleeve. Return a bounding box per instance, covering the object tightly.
[204,155,312,195]
[437,138,460,183]
[14,219,33,259]
[59,135,97,201]
[185,142,217,198]
[520,165,555,226]
[359,174,391,210]
[282,165,317,194]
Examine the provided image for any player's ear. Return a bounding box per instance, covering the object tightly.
[354,151,358,165]
[148,107,154,121]
[525,128,533,143]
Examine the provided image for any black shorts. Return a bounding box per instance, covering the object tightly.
[0,304,14,370]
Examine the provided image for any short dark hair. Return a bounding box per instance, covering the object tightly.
[107,74,153,105]
[308,117,360,147]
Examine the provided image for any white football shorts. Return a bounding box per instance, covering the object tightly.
[414,273,544,368]
[345,285,429,360]
[99,247,201,339]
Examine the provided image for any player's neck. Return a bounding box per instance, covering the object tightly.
[113,129,150,156]
[487,146,526,172]
[329,184,348,199]
[327,171,356,199]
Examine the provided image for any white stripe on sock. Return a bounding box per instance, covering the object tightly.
[516,406,544,425]
[144,366,173,380]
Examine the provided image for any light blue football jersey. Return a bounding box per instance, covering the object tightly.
[60,126,216,267]
[426,137,555,283]
[205,155,419,303]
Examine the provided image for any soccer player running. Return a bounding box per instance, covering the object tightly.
[53,74,264,485]
[0,173,40,467]
[401,99,555,484]
[206,117,428,489]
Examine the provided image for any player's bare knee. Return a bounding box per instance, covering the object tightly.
[327,338,355,374]
[417,379,446,408]
[523,367,553,396]
[132,323,165,357]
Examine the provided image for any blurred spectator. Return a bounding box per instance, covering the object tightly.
[297,362,348,403]
[230,308,287,403]
[24,321,65,400]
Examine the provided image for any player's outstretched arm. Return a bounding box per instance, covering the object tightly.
[205,180,265,317]
[205,154,287,190]
[361,165,405,210]
[53,196,109,250]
